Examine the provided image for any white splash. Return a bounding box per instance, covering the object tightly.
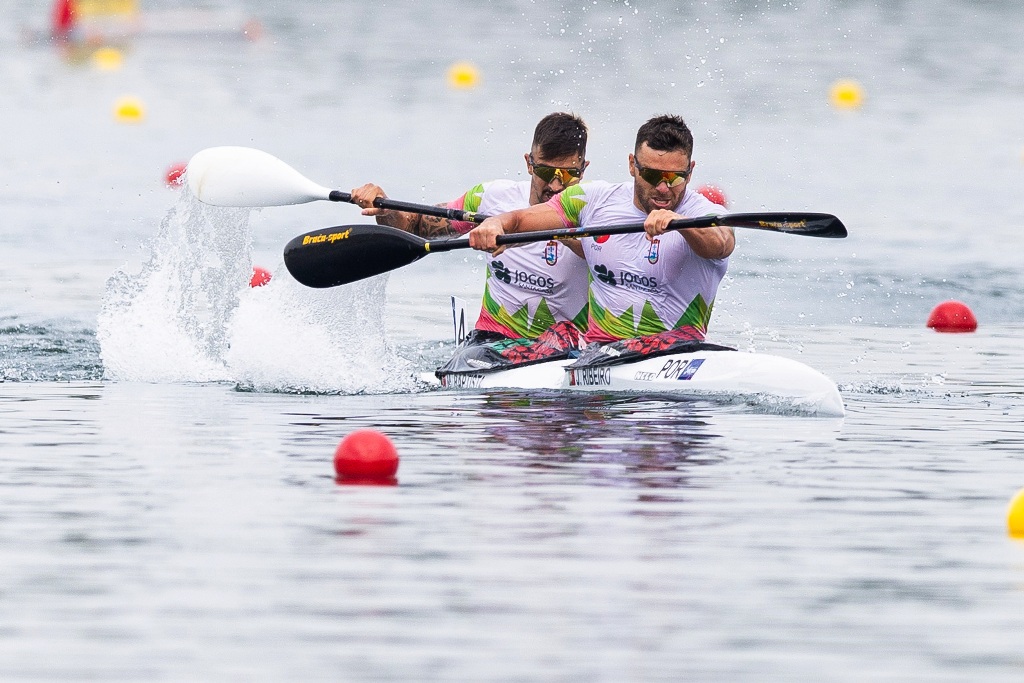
[98,190,415,393]
[226,269,415,394]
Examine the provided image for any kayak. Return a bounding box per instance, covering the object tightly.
[431,346,845,417]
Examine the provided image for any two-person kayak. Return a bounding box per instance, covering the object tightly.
[429,342,845,417]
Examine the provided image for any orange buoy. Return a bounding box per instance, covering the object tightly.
[926,300,978,333]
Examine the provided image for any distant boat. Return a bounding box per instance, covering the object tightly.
[45,0,262,44]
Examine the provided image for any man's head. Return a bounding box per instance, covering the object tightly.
[525,112,589,205]
[629,114,695,214]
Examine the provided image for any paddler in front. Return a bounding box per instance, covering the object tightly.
[467,114,734,364]
[350,112,592,375]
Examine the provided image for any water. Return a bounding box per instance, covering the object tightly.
[2,0,1023,679]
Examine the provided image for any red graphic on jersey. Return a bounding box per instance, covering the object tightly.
[594,234,611,244]
[618,327,703,355]
[499,321,583,364]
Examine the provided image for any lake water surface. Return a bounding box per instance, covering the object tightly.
[2,0,1023,680]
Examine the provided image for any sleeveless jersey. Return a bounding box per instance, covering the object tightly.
[547,181,728,343]
[448,180,589,338]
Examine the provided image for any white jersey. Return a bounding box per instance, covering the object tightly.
[547,181,728,342]
[449,179,589,338]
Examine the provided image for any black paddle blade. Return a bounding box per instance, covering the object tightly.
[283,224,429,288]
[721,212,847,238]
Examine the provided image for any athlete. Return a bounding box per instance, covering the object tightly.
[467,114,733,358]
[350,113,592,373]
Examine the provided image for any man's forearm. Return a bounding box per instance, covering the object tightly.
[375,207,457,238]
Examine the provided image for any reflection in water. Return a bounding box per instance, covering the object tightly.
[278,391,727,497]
[476,391,725,493]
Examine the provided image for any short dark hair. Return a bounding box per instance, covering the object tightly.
[635,114,693,157]
[532,112,588,160]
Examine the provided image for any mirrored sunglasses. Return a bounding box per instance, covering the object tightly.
[635,161,692,188]
[529,155,584,185]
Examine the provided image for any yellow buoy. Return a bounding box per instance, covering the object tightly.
[830,79,864,110]
[447,62,480,90]
[91,46,123,71]
[113,96,145,123]
[1008,488,1024,538]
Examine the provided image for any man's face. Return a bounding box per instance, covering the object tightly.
[630,142,693,214]
[525,148,588,205]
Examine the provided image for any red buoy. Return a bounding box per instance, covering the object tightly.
[695,184,728,208]
[164,162,187,187]
[249,266,272,288]
[334,430,399,484]
[926,300,978,333]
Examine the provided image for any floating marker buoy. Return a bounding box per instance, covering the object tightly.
[249,266,272,288]
[447,61,480,90]
[164,162,187,187]
[113,95,145,123]
[926,300,978,333]
[334,430,399,485]
[91,46,123,70]
[242,19,263,41]
[830,79,864,110]
[1009,489,1024,538]
[695,184,728,208]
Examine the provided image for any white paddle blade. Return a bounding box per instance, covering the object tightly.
[186,146,333,207]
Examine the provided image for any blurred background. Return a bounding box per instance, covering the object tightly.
[1,0,1022,357]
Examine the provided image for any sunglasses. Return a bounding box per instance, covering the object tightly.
[529,155,585,185]
[634,160,692,188]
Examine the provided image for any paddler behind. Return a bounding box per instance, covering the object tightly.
[467,114,735,366]
[350,112,592,373]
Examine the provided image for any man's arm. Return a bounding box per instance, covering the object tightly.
[350,184,458,238]
[468,203,567,253]
[643,209,735,260]
[375,207,458,238]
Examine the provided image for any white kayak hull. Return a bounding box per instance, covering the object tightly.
[434,349,844,417]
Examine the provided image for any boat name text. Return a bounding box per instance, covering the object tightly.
[568,367,611,386]
[439,373,484,389]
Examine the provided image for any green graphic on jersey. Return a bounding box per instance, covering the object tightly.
[461,183,486,213]
[481,263,588,338]
[556,184,588,226]
[673,294,713,333]
[571,303,589,332]
[482,273,555,338]
[589,288,712,338]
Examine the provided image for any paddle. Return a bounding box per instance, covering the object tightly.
[185,146,487,223]
[283,212,847,288]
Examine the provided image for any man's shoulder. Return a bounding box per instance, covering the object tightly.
[481,178,529,192]
[461,178,527,197]
[568,180,631,202]
[462,179,530,212]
